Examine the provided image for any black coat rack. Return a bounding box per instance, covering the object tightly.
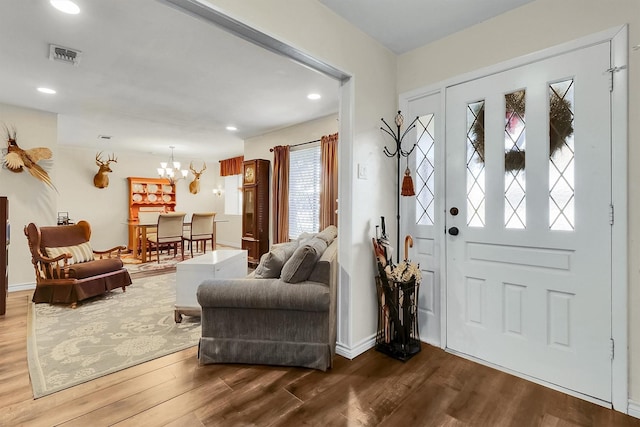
[380,111,427,263]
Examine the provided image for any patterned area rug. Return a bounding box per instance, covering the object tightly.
[122,252,192,276]
[26,272,201,398]
[122,245,237,277]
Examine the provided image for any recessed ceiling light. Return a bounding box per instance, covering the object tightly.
[307,93,321,100]
[226,126,237,131]
[50,0,80,14]
[37,87,56,94]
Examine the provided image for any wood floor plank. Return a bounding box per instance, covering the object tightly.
[111,378,233,427]
[190,366,308,425]
[200,383,303,426]
[378,382,460,426]
[164,412,205,427]
[59,369,232,426]
[2,286,640,426]
[4,363,178,426]
[0,348,199,426]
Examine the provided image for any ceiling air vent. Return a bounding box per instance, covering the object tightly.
[49,44,82,66]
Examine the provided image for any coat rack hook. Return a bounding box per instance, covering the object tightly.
[379,110,419,263]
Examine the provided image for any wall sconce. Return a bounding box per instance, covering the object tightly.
[213,188,223,197]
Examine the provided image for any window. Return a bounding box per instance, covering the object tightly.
[224,174,242,215]
[289,145,321,239]
[415,113,435,225]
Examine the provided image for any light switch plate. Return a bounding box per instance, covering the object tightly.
[358,163,367,179]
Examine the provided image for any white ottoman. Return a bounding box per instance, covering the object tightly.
[175,249,247,322]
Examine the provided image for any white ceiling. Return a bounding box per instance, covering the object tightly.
[0,0,534,161]
[319,0,534,54]
[0,0,339,160]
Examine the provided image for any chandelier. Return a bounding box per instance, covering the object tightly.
[157,146,188,184]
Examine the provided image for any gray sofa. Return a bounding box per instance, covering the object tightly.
[197,226,338,371]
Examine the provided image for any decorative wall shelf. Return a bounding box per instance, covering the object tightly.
[127,177,176,251]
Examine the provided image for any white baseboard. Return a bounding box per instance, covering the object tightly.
[336,334,375,359]
[628,400,640,418]
[9,282,36,292]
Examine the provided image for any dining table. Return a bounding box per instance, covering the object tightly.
[126,219,226,263]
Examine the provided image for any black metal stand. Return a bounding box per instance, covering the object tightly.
[380,111,426,263]
[375,263,421,361]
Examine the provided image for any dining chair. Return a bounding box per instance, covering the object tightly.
[146,212,186,263]
[183,212,216,257]
[136,211,161,256]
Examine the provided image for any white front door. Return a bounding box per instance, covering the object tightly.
[445,42,612,400]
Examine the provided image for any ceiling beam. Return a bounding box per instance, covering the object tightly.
[159,0,351,83]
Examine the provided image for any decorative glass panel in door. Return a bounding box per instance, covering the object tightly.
[466,100,486,227]
[549,79,575,231]
[504,89,526,229]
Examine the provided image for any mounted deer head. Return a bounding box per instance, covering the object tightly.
[93,152,117,188]
[188,161,206,194]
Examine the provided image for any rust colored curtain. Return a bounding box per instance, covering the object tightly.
[219,155,244,176]
[272,145,290,243]
[320,133,338,229]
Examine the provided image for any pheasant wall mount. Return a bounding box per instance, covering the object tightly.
[2,126,56,191]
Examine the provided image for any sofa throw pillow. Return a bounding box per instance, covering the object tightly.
[45,242,94,265]
[296,231,317,246]
[316,225,338,244]
[281,236,328,283]
[254,241,298,278]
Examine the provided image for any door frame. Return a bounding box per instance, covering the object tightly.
[400,25,628,411]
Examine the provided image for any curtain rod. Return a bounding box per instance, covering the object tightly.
[270,138,321,152]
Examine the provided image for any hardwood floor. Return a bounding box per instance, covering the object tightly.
[2,289,639,427]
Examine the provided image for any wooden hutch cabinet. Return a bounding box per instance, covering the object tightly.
[127,177,176,251]
[242,159,270,266]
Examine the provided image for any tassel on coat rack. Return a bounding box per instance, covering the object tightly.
[401,166,415,196]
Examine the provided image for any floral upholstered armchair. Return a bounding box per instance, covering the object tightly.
[24,220,132,307]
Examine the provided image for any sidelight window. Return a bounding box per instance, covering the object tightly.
[415,113,435,226]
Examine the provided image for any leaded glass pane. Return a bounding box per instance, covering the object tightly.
[415,114,435,226]
[467,100,485,227]
[549,80,575,231]
[505,90,526,229]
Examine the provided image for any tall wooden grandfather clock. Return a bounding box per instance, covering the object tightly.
[242,159,270,266]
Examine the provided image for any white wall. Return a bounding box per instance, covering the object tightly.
[243,113,339,244]
[397,0,640,404]
[207,160,242,248]
[55,146,222,249]
[0,103,57,287]
[3,116,241,289]
[206,0,398,353]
